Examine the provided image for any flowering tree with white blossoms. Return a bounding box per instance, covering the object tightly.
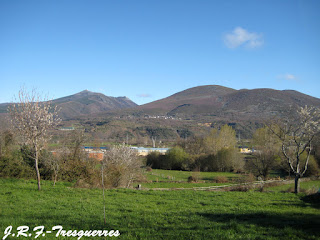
[9,88,60,190]
[269,106,320,193]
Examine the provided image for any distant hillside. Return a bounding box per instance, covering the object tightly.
[52,90,137,119]
[0,90,137,120]
[139,85,320,121]
[1,85,320,141]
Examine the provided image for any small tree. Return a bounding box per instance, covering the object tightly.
[245,127,281,179]
[43,152,61,186]
[164,146,189,170]
[9,88,60,190]
[204,125,237,155]
[268,106,320,193]
[102,144,141,188]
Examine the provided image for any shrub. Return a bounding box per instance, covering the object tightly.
[194,148,244,173]
[60,158,100,187]
[235,173,256,184]
[103,145,142,188]
[229,184,254,192]
[146,151,165,169]
[188,175,198,183]
[164,146,190,170]
[304,156,319,177]
[214,176,228,183]
[188,170,200,183]
[0,150,34,179]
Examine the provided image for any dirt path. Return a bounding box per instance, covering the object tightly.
[139,178,313,191]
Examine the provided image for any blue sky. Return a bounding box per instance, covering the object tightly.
[1,0,319,105]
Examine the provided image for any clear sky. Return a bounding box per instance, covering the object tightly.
[1,0,319,105]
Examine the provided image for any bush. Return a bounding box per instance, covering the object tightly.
[60,158,100,187]
[164,147,190,170]
[147,147,190,171]
[0,150,34,179]
[188,175,198,183]
[103,145,142,188]
[214,176,228,183]
[229,184,254,192]
[195,148,244,173]
[304,156,319,177]
[235,173,256,184]
[146,151,165,169]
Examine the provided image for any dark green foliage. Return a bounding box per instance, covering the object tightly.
[146,147,190,170]
[164,146,190,170]
[176,128,193,138]
[304,157,319,177]
[20,145,35,168]
[178,136,206,155]
[277,152,319,178]
[145,126,176,139]
[146,151,166,169]
[0,150,34,178]
[147,147,242,173]
[195,148,243,172]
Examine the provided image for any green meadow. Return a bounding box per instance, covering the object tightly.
[141,169,239,189]
[144,169,239,182]
[1,178,320,240]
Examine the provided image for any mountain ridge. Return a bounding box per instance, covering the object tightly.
[52,90,137,119]
[0,90,137,120]
[138,85,320,120]
[1,85,319,121]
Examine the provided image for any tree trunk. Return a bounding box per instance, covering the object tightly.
[53,171,57,186]
[35,148,41,191]
[294,175,300,194]
[101,163,106,225]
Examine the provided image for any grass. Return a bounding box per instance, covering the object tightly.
[264,180,320,193]
[145,169,239,181]
[141,169,239,189]
[139,181,231,189]
[1,178,320,240]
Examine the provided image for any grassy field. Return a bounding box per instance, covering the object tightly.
[264,180,320,193]
[144,169,240,182]
[141,169,239,189]
[1,178,320,240]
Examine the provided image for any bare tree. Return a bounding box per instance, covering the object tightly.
[268,106,320,193]
[8,88,60,190]
[43,151,63,186]
[64,129,85,161]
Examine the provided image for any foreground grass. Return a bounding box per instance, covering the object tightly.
[0,178,320,240]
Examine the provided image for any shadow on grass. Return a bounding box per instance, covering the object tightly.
[200,212,320,236]
[301,193,320,209]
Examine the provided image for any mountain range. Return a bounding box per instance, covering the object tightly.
[0,90,137,118]
[1,85,320,121]
[138,85,320,121]
[51,90,137,119]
